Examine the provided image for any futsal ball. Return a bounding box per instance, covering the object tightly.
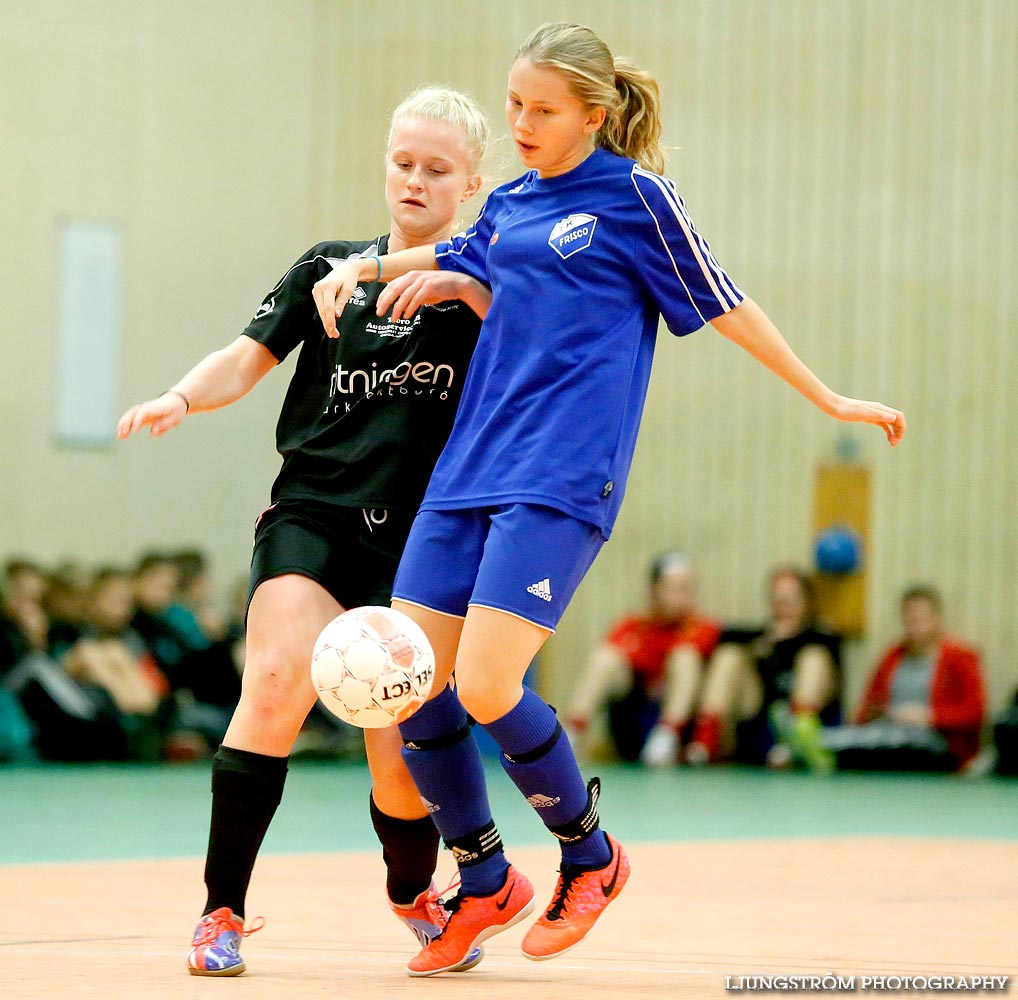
[311,606,435,729]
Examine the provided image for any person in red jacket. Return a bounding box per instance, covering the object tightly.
[818,585,986,771]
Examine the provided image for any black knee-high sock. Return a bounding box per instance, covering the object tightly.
[369,793,441,906]
[203,745,288,918]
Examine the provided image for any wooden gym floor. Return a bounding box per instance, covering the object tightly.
[2,763,1015,998]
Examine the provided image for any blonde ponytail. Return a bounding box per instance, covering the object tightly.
[516,23,667,175]
[605,59,665,174]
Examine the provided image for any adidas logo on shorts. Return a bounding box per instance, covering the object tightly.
[526,793,562,808]
[527,578,553,602]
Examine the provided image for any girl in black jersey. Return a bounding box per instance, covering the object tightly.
[117,87,492,978]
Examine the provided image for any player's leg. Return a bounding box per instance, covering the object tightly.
[395,616,533,977]
[193,499,452,977]
[453,606,627,962]
[641,643,706,766]
[391,510,503,903]
[452,505,628,963]
[190,572,336,977]
[364,725,434,901]
[363,715,481,970]
[391,510,533,976]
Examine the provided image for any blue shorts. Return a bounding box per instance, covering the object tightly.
[392,504,604,631]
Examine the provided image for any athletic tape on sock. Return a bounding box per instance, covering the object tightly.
[444,820,504,867]
[501,721,564,765]
[548,776,601,844]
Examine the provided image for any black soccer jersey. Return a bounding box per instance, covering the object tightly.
[243,236,481,511]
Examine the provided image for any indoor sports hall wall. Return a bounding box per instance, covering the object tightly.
[2,1,1015,712]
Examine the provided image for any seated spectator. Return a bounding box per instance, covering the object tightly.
[132,551,242,755]
[2,554,245,763]
[992,689,1018,777]
[3,559,48,613]
[1,559,47,760]
[815,586,985,773]
[5,565,139,762]
[566,553,722,764]
[62,566,174,760]
[2,559,49,666]
[130,552,188,681]
[166,548,227,651]
[43,562,92,657]
[687,566,842,768]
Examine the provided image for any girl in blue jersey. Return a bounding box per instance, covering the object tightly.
[312,23,907,977]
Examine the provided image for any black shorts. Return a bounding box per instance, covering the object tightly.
[248,500,417,613]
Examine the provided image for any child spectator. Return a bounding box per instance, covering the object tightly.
[167,548,227,650]
[130,552,188,681]
[43,563,92,657]
[2,559,50,660]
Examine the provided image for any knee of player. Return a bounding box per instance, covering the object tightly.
[240,652,316,711]
[454,675,520,726]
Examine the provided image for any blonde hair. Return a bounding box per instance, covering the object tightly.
[387,86,490,174]
[515,23,665,175]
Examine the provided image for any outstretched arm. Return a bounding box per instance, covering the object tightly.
[711,298,906,446]
[311,245,439,338]
[116,335,278,438]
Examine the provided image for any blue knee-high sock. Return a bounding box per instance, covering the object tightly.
[399,686,509,897]
[482,688,611,869]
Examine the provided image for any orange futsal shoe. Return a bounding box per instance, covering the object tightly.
[389,882,484,972]
[521,834,630,961]
[406,866,535,978]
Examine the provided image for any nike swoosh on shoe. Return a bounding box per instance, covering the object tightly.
[601,854,622,897]
[495,879,516,911]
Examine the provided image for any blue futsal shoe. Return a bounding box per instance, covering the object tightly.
[187,906,264,976]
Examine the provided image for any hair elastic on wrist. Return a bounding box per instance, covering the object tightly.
[163,389,190,412]
[369,254,382,281]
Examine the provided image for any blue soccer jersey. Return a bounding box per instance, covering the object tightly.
[429,146,744,538]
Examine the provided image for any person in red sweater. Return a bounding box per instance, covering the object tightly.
[820,585,985,771]
[566,553,722,765]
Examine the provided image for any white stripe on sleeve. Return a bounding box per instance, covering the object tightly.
[631,174,709,326]
[633,167,742,310]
